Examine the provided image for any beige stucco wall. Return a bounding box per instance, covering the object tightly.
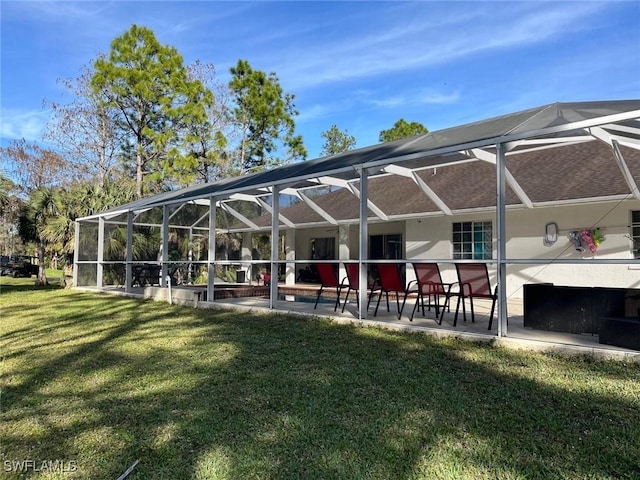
[405,200,640,298]
[288,200,640,296]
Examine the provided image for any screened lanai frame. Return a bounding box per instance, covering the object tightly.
[75,100,640,338]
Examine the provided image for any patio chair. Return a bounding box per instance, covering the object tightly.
[453,263,498,329]
[373,264,418,319]
[314,263,345,311]
[411,263,456,322]
[340,263,381,313]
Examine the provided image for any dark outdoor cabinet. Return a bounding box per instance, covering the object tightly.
[523,283,634,335]
[599,317,640,350]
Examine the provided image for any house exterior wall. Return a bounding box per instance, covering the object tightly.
[293,222,407,262]
[294,226,340,262]
[349,221,406,259]
[405,200,640,298]
[290,201,640,296]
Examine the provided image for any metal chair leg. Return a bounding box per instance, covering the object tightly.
[314,286,324,309]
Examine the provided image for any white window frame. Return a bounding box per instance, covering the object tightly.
[452,220,493,260]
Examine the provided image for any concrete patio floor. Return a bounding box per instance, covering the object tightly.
[87,283,640,361]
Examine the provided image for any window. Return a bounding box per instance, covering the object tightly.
[453,221,493,259]
[369,234,403,260]
[310,237,335,260]
[632,211,640,259]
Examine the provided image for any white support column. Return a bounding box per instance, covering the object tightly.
[207,198,216,302]
[358,168,369,320]
[188,228,193,284]
[496,142,508,337]
[242,232,252,284]
[72,220,80,287]
[338,224,350,286]
[285,229,296,285]
[270,185,280,309]
[161,205,169,287]
[97,217,105,289]
[125,212,133,293]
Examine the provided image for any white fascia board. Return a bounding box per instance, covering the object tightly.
[532,194,633,207]
[225,194,639,233]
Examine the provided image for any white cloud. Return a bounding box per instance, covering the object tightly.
[0,109,51,142]
[11,0,110,21]
[274,2,607,91]
[418,91,460,105]
[297,103,338,122]
[361,88,461,109]
[368,96,405,108]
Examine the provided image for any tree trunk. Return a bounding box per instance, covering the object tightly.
[35,241,48,286]
[63,263,73,289]
[136,148,143,198]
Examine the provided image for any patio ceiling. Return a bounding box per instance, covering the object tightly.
[79,100,640,231]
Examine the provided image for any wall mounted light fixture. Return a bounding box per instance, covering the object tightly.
[545,222,558,245]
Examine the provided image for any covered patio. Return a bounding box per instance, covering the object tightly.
[74,100,640,356]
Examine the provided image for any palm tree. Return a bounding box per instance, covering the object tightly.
[18,187,57,285]
[21,180,138,286]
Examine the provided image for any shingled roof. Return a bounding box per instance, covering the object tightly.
[222,141,640,231]
[79,100,640,229]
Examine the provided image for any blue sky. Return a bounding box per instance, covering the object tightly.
[1,1,639,159]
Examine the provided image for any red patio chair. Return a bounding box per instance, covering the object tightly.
[453,263,498,329]
[314,263,345,311]
[411,263,456,322]
[373,264,417,319]
[340,263,381,313]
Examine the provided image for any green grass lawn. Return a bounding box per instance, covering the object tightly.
[1,276,639,479]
